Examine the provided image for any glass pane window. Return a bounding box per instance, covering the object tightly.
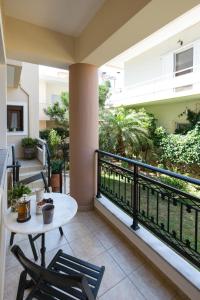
[7,105,24,132]
[175,48,193,76]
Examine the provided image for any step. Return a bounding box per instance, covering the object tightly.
[18,159,43,174]
[19,171,46,191]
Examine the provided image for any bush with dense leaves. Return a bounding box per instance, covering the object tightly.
[40,127,68,141]
[154,124,200,165]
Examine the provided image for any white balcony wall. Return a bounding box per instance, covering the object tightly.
[115,23,200,107]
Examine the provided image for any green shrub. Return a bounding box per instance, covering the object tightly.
[51,159,63,174]
[40,127,68,141]
[21,137,37,148]
[39,129,50,140]
[159,175,188,192]
[53,127,68,139]
[8,184,31,200]
[155,124,200,166]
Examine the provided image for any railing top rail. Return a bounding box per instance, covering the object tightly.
[96,150,200,186]
[37,137,46,145]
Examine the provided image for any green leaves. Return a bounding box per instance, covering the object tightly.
[155,124,200,165]
[8,184,31,200]
[48,129,61,157]
[44,92,69,126]
[99,81,111,109]
[99,107,153,158]
[21,137,37,148]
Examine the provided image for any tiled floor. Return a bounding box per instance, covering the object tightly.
[4,211,188,300]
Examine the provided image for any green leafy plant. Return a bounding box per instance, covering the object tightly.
[21,137,37,148]
[99,81,111,109]
[8,184,31,200]
[176,109,200,134]
[48,129,61,157]
[40,127,68,141]
[51,159,63,174]
[99,107,153,160]
[154,124,200,168]
[44,92,69,126]
[159,175,188,192]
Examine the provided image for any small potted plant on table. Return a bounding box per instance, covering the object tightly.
[8,184,31,212]
[50,160,63,192]
[21,137,38,159]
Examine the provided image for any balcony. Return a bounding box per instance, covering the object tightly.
[3,149,200,299]
[108,67,200,107]
[4,210,187,300]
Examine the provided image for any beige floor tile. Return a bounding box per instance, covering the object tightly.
[129,264,177,300]
[95,225,122,250]
[63,221,93,243]
[108,240,145,275]
[4,264,23,300]
[69,233,105,261]
[6,238,37,270]
[89,251,126,297]
[99,277,145,300]
[76,211,106,233]
[36,228,67,252]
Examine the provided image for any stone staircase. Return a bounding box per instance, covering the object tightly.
[19,159,45,190]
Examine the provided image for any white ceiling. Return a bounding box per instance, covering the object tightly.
[4,0,106,37]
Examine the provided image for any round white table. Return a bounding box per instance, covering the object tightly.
[4,193,78,267]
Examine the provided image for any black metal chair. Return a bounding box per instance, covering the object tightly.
[9,171,64,261]
[12,245,105,300]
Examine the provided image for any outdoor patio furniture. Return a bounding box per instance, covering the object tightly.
[12,245,105,300]
[6,192,78,267]
[9,172,64,261]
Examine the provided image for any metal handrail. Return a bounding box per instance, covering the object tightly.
[96,150,200,186]
[96,150,200,268]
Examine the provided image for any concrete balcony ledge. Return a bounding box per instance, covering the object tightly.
[95,196,200,300]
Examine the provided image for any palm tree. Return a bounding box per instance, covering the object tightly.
[99,107,152,159]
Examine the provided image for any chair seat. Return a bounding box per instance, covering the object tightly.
[29,250,105,300]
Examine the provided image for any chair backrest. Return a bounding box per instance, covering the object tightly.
[11,245,87,293]
[19,171,50,193]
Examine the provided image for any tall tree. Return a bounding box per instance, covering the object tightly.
[99,81,111,109]
[99,107,152,158]
[44,92,69,127]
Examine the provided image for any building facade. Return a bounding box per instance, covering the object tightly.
[7,61,39,157]
[109,21,200,132]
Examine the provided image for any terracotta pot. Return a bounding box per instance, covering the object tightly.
[50,174,60,192]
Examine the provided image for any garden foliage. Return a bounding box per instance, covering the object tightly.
[154,124,200,165]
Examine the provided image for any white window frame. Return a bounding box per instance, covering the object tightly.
[7,101,28,136]
[173,45,194,77]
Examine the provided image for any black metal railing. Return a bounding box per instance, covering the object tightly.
[96,150,200,269]
[7,145,21,185]
[44,143,51,187]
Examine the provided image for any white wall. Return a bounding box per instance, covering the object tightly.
[142,97,200,133]
[0,64,7,148]
[7,87,29,157]
[21,62,39,138]
[124,21,200,87]
[125,49,162,86]
[7,62,39,158]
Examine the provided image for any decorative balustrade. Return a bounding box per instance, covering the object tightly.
[96,150,200,268]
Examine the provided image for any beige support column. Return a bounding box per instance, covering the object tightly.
[69,63,98,210]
